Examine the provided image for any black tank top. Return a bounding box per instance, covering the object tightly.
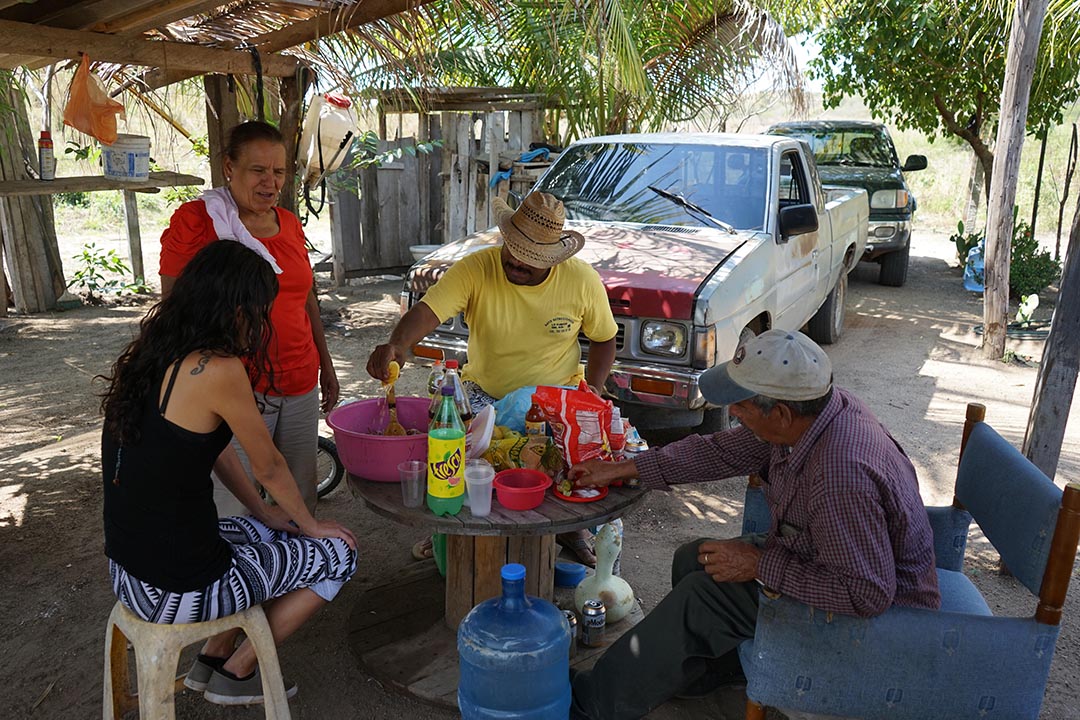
[102,358,234,592]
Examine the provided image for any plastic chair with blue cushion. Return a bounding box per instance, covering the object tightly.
[738,402,1080,720]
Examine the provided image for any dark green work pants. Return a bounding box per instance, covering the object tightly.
[570,537,761,720]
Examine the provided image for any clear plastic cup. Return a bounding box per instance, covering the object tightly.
[464,459,495,517]
[398,460,426,508]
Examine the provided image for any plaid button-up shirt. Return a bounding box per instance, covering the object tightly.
[634,387,940,617]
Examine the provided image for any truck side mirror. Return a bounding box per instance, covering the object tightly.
[903,155,928,172]
[778,204,819,239]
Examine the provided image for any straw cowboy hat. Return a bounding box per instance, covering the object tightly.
[492,192,585,269]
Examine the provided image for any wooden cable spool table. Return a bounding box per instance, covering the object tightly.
[347,473,647,707]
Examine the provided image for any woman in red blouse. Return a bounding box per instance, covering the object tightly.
[160,121,337,514]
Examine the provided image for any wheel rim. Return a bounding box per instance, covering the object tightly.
[832,275,846,336]
[316,445,339,492]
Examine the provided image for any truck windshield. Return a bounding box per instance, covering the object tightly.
[535,142,768,231]
[773,127,898,169]
[771,127,896,169]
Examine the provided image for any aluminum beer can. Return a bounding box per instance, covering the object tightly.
[562,609,579,659]
[580,599,606,647]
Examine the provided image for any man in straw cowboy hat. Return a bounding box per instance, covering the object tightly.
[368,191,618,562]
[565,329,939,720]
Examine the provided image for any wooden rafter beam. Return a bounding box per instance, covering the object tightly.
[0,0,226,72]
[91,0,226,34]
[137,0,437,91]
[0,18,300,76]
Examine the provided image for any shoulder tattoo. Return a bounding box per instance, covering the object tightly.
[190,351,212,376]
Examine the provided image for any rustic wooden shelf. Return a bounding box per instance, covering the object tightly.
[0,170,204,198]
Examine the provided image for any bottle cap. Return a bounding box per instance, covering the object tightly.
[40,130,51,139]
[501,563,526,581]
[445,359,459,369]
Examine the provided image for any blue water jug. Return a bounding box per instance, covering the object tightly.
[458,563,572,719]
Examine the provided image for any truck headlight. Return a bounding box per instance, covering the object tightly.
[870,189,910,209]
[641,321,687,357]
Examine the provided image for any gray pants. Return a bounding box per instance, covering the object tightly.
[212,387,319,517]
[570,536,761,720]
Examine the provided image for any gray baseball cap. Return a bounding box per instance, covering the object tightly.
[699,329,832,405]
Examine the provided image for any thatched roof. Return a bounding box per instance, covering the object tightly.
[0,0,433,90]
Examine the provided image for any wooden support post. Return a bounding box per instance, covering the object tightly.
[203,74,240,189]
[121,190,144,282]
[1023,201,1080,478]
[982,0,1050,358]
[0,72,63,312]
[278,71,310,216]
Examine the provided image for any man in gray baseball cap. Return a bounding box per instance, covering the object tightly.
[568,330,939,720]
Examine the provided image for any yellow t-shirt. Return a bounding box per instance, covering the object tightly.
[420,246,618,399]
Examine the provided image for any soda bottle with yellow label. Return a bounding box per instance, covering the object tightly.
[427,384,465,515]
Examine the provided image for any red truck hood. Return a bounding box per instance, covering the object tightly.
[414,222,746,320]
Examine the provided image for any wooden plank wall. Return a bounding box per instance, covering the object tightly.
[442,109,540,246]
[327,108,545,283]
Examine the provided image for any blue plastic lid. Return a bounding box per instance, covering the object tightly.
[554,561,587,587]
[502,563,526,581]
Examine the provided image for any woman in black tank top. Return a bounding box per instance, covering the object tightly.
[100,241,357,705]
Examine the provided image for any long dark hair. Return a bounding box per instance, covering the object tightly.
[100,242,279,444]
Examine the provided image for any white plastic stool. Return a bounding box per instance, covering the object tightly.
[103,601,291,719]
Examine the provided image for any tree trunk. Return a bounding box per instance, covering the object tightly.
[1022,197,1080,478]
[963,149,985,230]
[983,0,1050,359]
[0,71,64,313]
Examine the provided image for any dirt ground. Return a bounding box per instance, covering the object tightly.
[2,229,1078,719]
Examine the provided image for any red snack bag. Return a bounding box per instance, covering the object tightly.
[533,382,612,466]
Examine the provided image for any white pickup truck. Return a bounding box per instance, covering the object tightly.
[403,133,868,431]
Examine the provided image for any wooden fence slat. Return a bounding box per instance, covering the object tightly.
[397,141,421,262]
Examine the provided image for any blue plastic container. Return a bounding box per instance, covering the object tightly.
[458,563,572,719]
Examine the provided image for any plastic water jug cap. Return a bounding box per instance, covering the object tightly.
[324,92,352,109]
[502,563,526,581]
[445,359,459,369]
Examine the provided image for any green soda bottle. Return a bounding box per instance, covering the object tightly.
[427,385,465,515]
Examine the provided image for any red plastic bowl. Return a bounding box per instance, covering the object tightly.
[326,397,429,483]
[493,468,552,511]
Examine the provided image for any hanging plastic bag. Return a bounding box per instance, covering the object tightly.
[62,55,125,145]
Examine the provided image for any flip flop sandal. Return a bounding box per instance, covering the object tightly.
[557,534,597,568]
[411,538,434,561]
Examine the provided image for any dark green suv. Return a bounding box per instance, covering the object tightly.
[766,120,927,286]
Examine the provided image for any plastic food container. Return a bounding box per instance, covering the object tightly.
[102,134,151,182]
[493,468,552,511]
[554,562,587,588]
[326,397,428,483]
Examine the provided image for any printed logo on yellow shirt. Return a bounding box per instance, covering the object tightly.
[545,317,574,334]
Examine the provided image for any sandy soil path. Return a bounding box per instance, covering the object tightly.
[1,230,1076,719]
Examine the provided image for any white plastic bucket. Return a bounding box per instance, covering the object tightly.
[102,134,151,182]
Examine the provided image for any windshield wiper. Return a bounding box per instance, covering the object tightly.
[647,185,736,234]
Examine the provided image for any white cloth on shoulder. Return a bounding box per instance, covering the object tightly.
[199,187,283,274]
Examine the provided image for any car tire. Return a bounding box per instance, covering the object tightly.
[879,244,910,287]
[807,271,846,345]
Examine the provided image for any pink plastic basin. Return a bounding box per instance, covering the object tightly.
[493,468,552,511]
[327,397,429,483]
